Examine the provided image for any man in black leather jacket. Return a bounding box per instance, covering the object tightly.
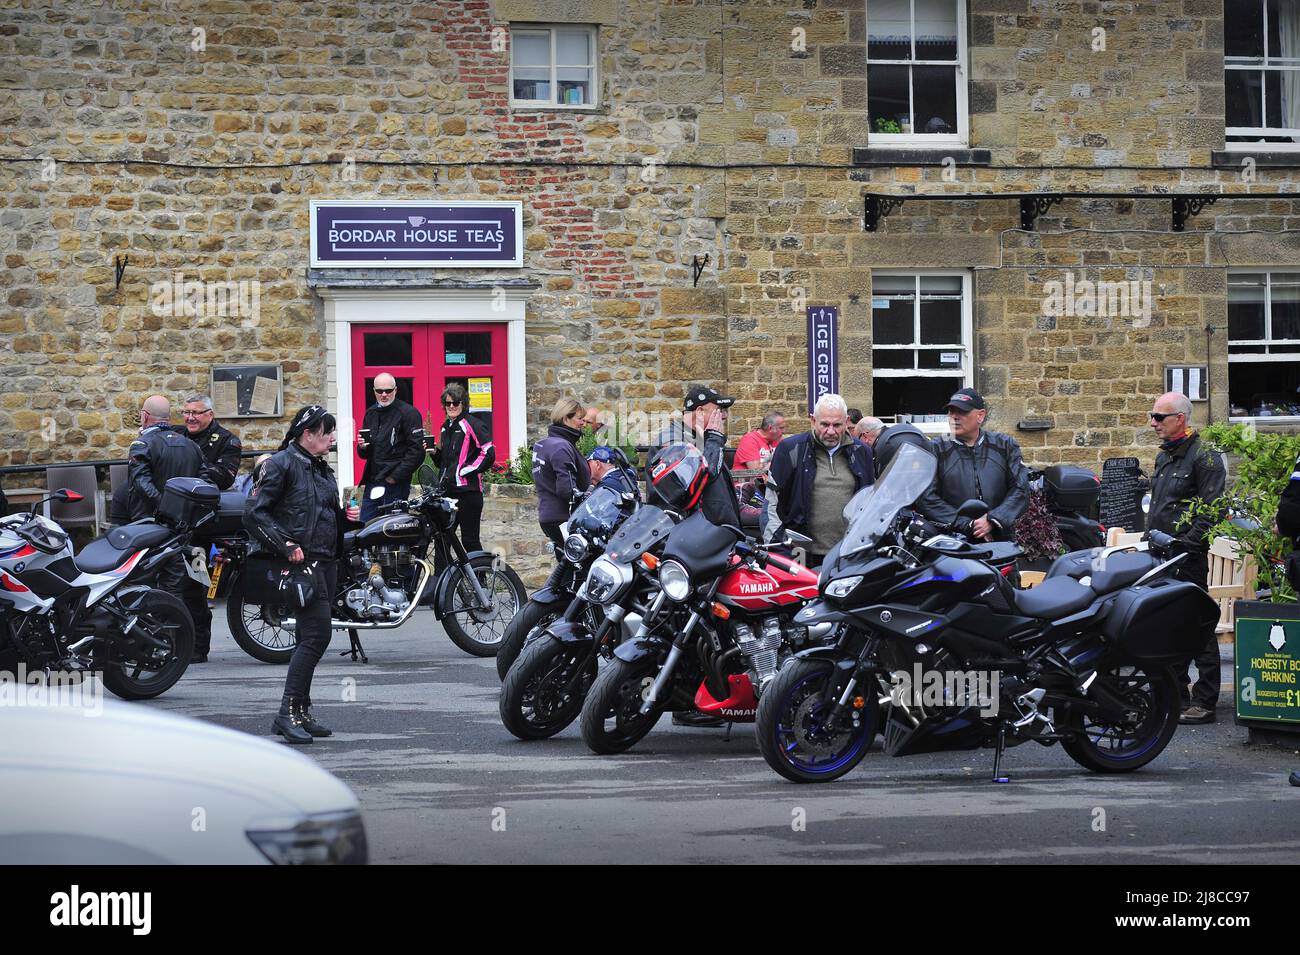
[127,395,207,659]
[174,394,243,491]
[357,374,426,523]
[919,389,1030,542]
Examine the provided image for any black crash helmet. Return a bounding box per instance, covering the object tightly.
[646,442,710,512]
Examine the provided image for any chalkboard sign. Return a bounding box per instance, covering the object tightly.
[209,364,284,419]
[1099,456,1145,533]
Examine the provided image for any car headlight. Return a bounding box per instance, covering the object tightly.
[825,575,864,599]
[563,533,588,563]
[659,559,692,602]
[246,810,368,865]
[585,556,629,605]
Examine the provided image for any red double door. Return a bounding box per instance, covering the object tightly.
[350,323,509,483]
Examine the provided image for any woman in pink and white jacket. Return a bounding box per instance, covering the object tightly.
[431,382,494,558]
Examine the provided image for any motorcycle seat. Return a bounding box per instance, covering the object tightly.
[1010,576,1096,621]
[75,521,172,574]
[1088,552,1156,594]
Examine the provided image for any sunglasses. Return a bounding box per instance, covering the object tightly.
[1149,411,1184,422]
[443,399,461,407]
[374,388,395,395]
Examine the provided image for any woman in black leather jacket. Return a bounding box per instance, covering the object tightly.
[244,405,346,744]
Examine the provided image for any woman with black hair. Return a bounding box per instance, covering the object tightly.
[431,382,493,560]
[244,405,347,744]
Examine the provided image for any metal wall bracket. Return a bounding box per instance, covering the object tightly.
[1019,195,1063,230]
[114,254,129,290]
[864,194,905,232]
[691,253,710,287]
[1171,195,1218,232]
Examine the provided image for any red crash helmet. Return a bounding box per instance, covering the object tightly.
[647,442,710,512]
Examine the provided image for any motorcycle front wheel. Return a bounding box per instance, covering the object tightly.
[499,634,597,740]
[756,658,875,784]
[579,654,668,755]
[496,597,565,681]
[101,589,194,700]
[1058,663,1180,773]
[441,555,526,658]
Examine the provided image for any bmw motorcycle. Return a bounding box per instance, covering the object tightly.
[577,509,823,755]
[499,500,676,740]
[0,481,214,700]
[756,442,1217,784]
[226,466,526,662]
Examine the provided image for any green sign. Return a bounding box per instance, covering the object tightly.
[1235,615,1300,723]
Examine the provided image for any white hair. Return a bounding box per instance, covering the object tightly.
[1170,392,1192,420]
[812,393,849,418]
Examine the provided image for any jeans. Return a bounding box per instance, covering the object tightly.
[282,561,339,704]
[359,480,411,524]
[541,521,565,549]
[1174,551,1221,710]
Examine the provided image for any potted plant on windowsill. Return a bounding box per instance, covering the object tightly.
[873,117,902,134]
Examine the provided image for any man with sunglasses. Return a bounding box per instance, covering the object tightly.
[1147,391,1226,725]
[356,373,425,524]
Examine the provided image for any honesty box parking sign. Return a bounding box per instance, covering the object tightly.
[1235,609,1300,724]
[310,200,523,268]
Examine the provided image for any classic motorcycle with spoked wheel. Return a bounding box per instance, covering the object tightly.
[225,465,526,662]
[755,442,1216,784]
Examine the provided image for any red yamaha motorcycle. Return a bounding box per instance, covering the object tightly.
[579,510,820,754]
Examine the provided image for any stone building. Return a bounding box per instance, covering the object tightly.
[2,0,1299,490]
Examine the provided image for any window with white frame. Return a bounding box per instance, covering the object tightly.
[510,25,598,108]
[1228,271,1300,418]
[871,272,973,430]
[1225,0,1300,147]
[867,0,967,145]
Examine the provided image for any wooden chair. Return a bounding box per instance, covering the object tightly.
[1105,527,1144,548]
[1207,536,1257,638]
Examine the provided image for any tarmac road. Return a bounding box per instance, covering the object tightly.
[150,607,1300,864]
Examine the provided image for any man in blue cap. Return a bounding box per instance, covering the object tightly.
[587,446,640,499]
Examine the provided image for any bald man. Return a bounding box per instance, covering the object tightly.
[357,373,425,523]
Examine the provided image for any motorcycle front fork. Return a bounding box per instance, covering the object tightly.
[438,534,493,610]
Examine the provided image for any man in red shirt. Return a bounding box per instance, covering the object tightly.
[735,411,785,535]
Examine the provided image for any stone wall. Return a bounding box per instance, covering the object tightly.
[479,482,552,590]
[2,0,1298,483]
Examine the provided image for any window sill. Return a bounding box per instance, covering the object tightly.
[1229,416,1300,427]
[509,103,602,113]
[1212,148,1300,167]
[853,147,990,166]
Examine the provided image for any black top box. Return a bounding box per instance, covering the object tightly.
[157,477,220,530]
[1043,465,1100,513]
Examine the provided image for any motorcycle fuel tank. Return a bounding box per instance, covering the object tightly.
[715,552,819,610]
[352,512,426,547]
[891,555,999,607]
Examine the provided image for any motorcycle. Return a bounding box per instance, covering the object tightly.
[756,441,1216,784]
[0,480,217,700]
[1030,464,1107,551]
[225,465,526,662]
[578,510,821,755]
[499,501,676,740]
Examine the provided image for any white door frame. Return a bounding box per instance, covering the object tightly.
[316,286,529,490]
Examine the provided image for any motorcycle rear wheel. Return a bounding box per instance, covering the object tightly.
[496,597,564,681]
[226,574,295,664]
[101,589,194,700]
[579,654,667,755]
[1058,663,1179,773]
[499,634,596,740]
[441,555,526,658]
[756,658,875,784]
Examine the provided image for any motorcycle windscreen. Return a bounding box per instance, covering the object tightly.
[569,487,625,537]
[604,504,675,563]
[841,442,937,560]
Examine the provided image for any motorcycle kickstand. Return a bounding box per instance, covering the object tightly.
[339,630,369,664]
[991,721,1010,784]
[724,721,733,743]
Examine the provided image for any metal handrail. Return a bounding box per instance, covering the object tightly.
[0,450,276,480]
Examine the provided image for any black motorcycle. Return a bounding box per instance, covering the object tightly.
[499,502,676,740]
[226,465,526,662]
[1032,464,1107,551]
[756,442,1216,784]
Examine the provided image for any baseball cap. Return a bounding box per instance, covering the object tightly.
[945,389,986,412]
[683,385,736,411]
[586,446,618,463]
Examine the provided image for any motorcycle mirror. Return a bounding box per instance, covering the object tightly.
[956,498,989,519]
[369,485,386,501]
[416,463,437,488]
[55,488,83,503]
[785,530,813,546]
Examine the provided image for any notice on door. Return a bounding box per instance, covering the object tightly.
[468,377,492,412]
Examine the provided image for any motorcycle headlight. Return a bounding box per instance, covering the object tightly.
[585,556,629,605]
[658,560,692,602]
[246,810,368,865]
[824,575,864,599]
[563,533,588,563]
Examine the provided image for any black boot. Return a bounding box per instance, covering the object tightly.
[300,697,333,738]
[272,697,313,744]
